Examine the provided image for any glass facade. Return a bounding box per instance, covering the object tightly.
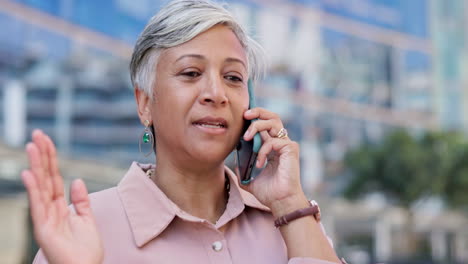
[0,0,434,188]
[4,1,468,263]
[430,0,468,131]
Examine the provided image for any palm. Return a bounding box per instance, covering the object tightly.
[34,193,102,264]
[244,141,301,208]
[22,130,103,264]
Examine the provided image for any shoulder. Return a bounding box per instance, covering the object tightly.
[87,187,125,219]
[88,187,119,206]
[87,187,136,245]
[85,187,130,232]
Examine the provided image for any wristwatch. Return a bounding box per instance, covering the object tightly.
[273,201,349,264]
[274,200,321,228]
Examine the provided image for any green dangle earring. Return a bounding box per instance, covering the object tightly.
[139,120,154,157]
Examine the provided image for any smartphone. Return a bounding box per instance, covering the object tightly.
[236,80,262,185]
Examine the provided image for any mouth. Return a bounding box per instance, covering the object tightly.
[194,123,226,128]
[192,117,228,132]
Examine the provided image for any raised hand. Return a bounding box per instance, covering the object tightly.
[239,109,341,262]
[22,130,103,264]
[238,108,307,211]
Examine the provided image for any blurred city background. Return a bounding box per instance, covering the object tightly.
[0,0,467,263]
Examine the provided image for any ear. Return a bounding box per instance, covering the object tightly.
[134,86,152,125]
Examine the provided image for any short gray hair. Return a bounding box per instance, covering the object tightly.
[129,0,266,97]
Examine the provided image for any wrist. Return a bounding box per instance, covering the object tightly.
[269,193,310,218]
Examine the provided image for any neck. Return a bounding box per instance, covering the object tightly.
[152,156,228,224]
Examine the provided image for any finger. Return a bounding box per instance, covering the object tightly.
[243,119,284,140]
[44,135,69,218]
[256,137,295,168]
[70,179,93,217]
[259,130,271,145]
[26,142,51,203]
[256,137,274,168]
[32,130,49,176]
[44,135,65,200]
[33,130,54,199]
[244,108,280,121]
[21,170,46,225]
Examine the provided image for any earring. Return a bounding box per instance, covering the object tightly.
[139,120,154,157]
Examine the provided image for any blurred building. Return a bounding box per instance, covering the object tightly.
[0,0,436,186]
[1,0,467,263]
[430,0,468,132]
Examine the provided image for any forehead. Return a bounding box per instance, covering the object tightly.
[160,25,248,64]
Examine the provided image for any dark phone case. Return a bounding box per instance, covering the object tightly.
[237,121,258,184]
[236,80,262,185]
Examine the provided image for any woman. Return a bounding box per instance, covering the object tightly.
[22,0,344,263]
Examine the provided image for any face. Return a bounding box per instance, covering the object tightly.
[137,25,249,165]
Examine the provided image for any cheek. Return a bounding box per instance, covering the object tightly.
[154,81,197,112]
[230,90,249,129]
[231,88,249,110]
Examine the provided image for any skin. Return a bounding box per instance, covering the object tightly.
[22,25,340,263]
[22,132,103,264]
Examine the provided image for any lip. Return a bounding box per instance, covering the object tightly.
[192,116,228,135]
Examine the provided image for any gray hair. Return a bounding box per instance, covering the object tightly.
[129,0,266,97]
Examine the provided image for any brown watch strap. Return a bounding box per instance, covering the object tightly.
[274,200,321,228]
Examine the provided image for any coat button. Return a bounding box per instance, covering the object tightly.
[212,241,223,252]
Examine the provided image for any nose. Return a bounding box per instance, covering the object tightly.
[199,74,228,106]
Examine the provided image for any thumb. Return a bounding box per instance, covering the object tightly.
[70,179,92,217]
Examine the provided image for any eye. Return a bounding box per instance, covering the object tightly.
[181,71,201,78]
[225,75,243,83]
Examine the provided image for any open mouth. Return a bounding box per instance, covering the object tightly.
[192,117,228,131]
[194,122,226,129]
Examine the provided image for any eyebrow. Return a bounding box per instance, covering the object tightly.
[175,54,247,69]
[225,57,247,69]
[175,54,205,62]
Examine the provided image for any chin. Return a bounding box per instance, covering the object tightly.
[190,143,234,164]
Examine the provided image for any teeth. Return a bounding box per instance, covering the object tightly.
[197,123,224,128]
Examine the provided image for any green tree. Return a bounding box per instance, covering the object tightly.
[345,130,428,207]
[442,140,468,210]
[344,129,467,209]
[343,129,468,259]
